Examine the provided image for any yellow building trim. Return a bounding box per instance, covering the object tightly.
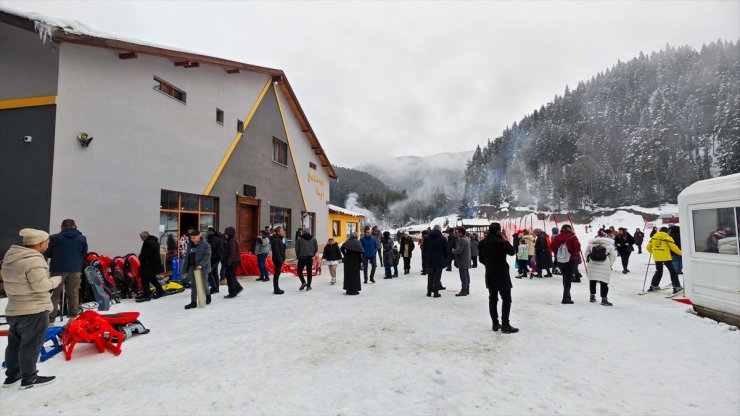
[274,83,308,211]
[203,79,273,195]
[0,95,56,110]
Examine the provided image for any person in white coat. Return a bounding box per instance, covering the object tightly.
[585,229,617,306]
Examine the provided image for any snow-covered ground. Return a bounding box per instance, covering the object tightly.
[2,244,739,415]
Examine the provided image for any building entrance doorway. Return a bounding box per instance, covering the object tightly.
[180,213,198,236]
[237,196,260,253]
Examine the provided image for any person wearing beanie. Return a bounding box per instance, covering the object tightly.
[45,219,87,324]
[2,229,62,389]
[181,230,212,308]
[477,223,519,333]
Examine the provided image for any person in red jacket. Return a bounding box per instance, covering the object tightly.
[550,224,581,304]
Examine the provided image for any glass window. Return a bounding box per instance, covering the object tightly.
[200,196,216,213]
[302,212,316,236]
[332,220,341,237]
[270,207,291,236]
[153,76,186,103]
[273,138,288,166]
[181,193,198,211]
[199,214,215,232]
[692,207,739,255]
[159,212,178,241]
[161,190,179,210]
[346,222,357,238]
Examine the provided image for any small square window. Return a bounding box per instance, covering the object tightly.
[237,119,244,133]
[216,109,224,124]
[309,162,317,170]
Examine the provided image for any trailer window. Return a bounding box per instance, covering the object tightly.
[691,207,739,255]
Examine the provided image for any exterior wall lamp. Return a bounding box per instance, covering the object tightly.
[77,132,93,147]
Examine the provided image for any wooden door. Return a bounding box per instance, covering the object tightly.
[238,205,255,253]
[237,196,260,254]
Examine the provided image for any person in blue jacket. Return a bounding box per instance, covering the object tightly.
[45,219,87,324]
[360,227,378,284]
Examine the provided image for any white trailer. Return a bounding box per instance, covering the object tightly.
[678,173,740,327]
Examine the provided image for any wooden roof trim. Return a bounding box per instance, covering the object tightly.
[274,76,337,179]
[0,11,283,76]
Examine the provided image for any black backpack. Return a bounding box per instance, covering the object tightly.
[589,245,607,262]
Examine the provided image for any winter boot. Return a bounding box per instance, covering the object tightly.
[501,324,519,334]
[589,294,596,303]
[299,283,307,291]
[601,297,613,306]
[647,285,660,292]
[184,302,197,310]
[433,292,441,298]
[673,286,684,294]
[492,320,501,332]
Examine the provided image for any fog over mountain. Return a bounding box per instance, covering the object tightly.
[355,150,474,198]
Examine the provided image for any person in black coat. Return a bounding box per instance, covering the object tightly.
[206,226,225,294]
[420,229,430,275]
[136,232,164,302]
[634,228,645,254]
[477,222,519,334]
[423,225,448,298]
[614,228,635,274]
[270,227,287,295]
[341,233,364,295]
[322,238,343,284]
[223,226,243,298]
[399,234,415,274]
[534,230,553,277]
[445,228,457,272]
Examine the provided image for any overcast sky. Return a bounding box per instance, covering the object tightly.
[4,0,739,167]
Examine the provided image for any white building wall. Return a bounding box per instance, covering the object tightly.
[275,88,331,243]
[51,43,270,254]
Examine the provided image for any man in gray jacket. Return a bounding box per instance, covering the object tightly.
[182,230,212,309]
[2,228,62,389]
[451,227,472,296]
[294,230,318,291]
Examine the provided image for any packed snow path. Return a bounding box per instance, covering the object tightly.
[1,250,738,415]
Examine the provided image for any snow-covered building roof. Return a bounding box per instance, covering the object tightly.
[0,5,337,179]
[328,204,365,218]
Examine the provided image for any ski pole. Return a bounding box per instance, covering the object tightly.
[641,253,652,294]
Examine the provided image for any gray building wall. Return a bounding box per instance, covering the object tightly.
[275,87,331,243]
[210,86,305,236]
[0,105,56,254]
[0,23,59,99]
[51,42,271,254]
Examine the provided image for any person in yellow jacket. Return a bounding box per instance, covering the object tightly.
[2,229,62,389]
[647,227,683,293]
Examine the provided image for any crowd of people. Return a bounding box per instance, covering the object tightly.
[1,216,685,390]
